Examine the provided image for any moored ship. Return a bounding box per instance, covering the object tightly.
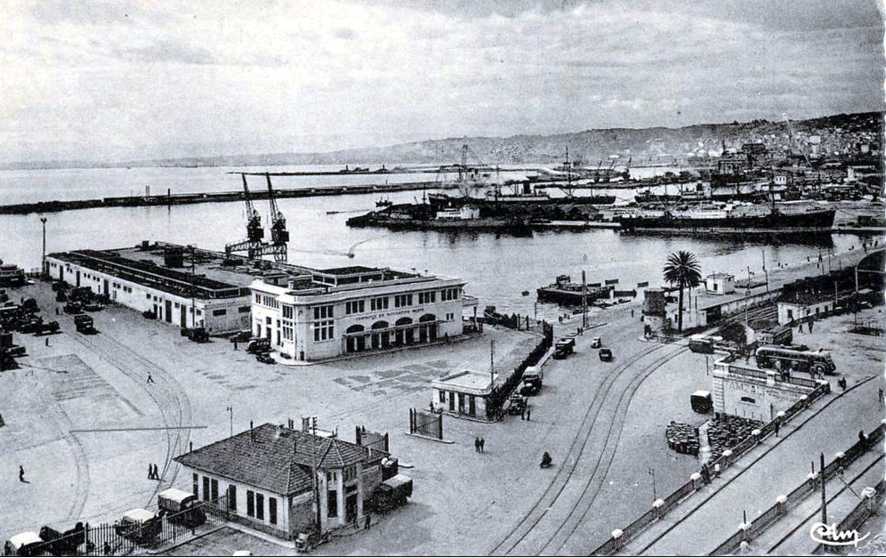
[617,201,836,233]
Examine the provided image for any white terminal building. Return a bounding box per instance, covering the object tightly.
[251,266,468,362]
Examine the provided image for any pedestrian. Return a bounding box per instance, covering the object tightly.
[879,387,884,408]
[234,340,238,350]
[19,465,25,483]
[55,307,60,316]
[154,464,160,480]
[364,513,371,530]
[520,406,525,420]
[838,376,847,391]
[526,407,531,421]
[798,322,803,334]
[474,437,479,453]
[45,337,49,347]
[700,463,710,485]
[146,372,155,384]
[858,430,868,447]
[479,437,485,453]
[148,464,153,479]
[808,319,814,333]
[631,308,635,318]
[774,420,780,437]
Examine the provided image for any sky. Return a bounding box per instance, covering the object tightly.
[1,0,883,162]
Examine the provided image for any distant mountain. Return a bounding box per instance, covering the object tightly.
[3,111,880,171]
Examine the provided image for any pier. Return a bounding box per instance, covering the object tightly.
[0,180,451,216]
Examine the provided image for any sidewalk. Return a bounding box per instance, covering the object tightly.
[619,378,882,555]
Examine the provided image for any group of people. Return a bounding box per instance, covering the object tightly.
[473,437,486,453]
[147,463,161,480]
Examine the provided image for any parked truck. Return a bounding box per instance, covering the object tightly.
[158,488,206,528]
[74,314,96,334]
[370,474,413,512]
[755,346,836,376]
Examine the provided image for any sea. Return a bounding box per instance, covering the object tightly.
[0,164,856,320]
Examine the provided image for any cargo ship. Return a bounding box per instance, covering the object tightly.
[617,201,836,233]
[536,275,613,305]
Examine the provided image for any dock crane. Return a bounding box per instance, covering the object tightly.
[224,173,288,262]
[265,172,289,262]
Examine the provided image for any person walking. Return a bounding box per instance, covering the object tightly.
[474,437,479,453]
[233,340,238,351]
[808,319,814,333]
[526,406,531,421]
[879,387,884,408]
[774,420,780,437]
[520,406,525,420]
[148,464,153,479]
[479,437,485,453]
[146,372,155,384]
[19,465,25,483]
[364,513,371,530]
[153,464,160,480]
[45,338,49,347]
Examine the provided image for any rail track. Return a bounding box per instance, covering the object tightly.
[488,341,685,555]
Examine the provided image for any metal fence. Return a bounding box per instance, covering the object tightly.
[590,381,833,556]
[30,495,231,556]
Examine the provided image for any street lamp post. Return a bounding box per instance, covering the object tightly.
[225,406,233,437]
[40,217,47,277]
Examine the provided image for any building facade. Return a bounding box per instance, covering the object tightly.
[711,356,820,421]
[175,423,385,539]
[251,266,466,362]
[705,273,735,295]
[431,370,494,420]
[46,249,251,334]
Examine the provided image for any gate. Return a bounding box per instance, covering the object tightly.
[409,409,443,440]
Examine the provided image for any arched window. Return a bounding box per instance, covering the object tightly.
[345,324,365,353]
[395,317,413,345]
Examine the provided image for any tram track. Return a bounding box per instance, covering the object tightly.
[631,374,877,555]
[545,346,689,554]
[765,453,884,555]
[488,341,680,556]
[69,329,192,507]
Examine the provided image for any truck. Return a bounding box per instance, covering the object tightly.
[74,314,96,334]
[553,337,575,359]
[370,474,413,512]
[182,327,209,343]
[34,321,60,335]
[114,508,162,546]
[755,346,836,376]
[158,488,206,528]
[3,532,44,556]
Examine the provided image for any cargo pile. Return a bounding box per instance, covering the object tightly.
[666,421,700,456]
[707,416,764,461]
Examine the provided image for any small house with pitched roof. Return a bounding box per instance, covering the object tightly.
[174,423,385,539]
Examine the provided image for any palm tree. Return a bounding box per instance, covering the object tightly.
[663,251,703,332]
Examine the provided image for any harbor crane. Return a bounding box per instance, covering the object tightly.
[224,173,288,262]
[265,172,289,262]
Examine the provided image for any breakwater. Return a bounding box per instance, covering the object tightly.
[0,180,451,215]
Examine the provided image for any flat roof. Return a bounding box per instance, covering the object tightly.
[319,266,379,275]
[433,370,494,395]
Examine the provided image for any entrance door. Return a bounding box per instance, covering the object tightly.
[59,268,64,282]
[345,493,357,523]
[180,306,187,327]
[165,300,172,323]
[103,279,109,296]
[75,270,81,287]
[468,395,476,416]
[457,393,465,414]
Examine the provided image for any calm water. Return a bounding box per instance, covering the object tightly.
[0,166,850,320]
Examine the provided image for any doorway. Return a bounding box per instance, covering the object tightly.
[345,493,358,523]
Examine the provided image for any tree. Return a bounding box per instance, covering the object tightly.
[663,251,703,332]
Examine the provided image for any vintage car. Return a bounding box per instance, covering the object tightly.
[3,532,44,557]
[158,488,206,528]
[114,508,162,546]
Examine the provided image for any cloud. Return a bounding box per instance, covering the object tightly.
[0,0,882,163]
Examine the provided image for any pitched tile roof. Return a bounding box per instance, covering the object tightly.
[174,423,384,496]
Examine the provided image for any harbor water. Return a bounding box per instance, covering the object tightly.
[0,166,856,321]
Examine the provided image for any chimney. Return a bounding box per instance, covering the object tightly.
[189,441,193,453]
[250,420,254,442]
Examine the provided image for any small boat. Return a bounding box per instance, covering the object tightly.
[376,198,393,208]
[521,290,530,296]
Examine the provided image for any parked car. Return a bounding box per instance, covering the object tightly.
[598,348,613,362]
[591,336,602,348]
[74,314,96,334]
[256,352,276,365]
[520,374,542,396]
[114,509,162,546]
[553,337,576,359]
[230,331,252,343]
[508,393,527,415]
[247,339,271,354]
[142,310,157,319]
[63,302,83,314]
[3,532,44,557]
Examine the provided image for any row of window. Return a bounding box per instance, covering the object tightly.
[193,473,277,525]
[441,288,460,301]
[395,294,413,308]
[418,291,435,304]
[345,300,365,315]
[254,293,280,309]
[313,320,334,341]
[313,305,334,320]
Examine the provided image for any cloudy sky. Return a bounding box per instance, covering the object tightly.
[1,0,883,162]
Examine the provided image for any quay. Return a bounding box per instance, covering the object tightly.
[0,180,450,216]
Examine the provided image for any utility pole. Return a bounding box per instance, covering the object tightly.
[189,244,197,328]
[581,270,588,329]
[312,417,321,534]
[40,217,47,277]
[490,339,495,386]
[820,452,827,526]
[761,249,768,293]
[648,468,657,503]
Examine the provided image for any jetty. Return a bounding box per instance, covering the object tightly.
[0,180,452,216]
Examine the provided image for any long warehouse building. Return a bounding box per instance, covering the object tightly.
[46,244,257,333]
